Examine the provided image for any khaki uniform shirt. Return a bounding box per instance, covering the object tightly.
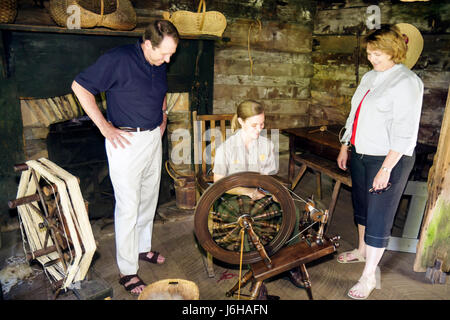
[213,130,277,176]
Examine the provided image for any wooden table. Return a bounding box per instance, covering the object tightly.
[282,125,352,229]
[283,125,437,236]
[283,125,345,174]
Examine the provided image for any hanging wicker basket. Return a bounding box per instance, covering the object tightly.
[138,279,200,300]
[0,0,18,24]
[48,0,137,31]
[163,0,227,37]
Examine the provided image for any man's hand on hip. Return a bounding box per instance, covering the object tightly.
[102,122,133,149]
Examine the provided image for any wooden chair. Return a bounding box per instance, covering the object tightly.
[192,111,234,277]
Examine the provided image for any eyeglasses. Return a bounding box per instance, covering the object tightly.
[369,182,392,194]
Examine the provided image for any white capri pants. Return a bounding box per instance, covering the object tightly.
[106,128,162,275]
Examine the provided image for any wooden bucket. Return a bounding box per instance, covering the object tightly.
[165,161,196,210]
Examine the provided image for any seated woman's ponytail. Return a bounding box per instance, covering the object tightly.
[232,100,265,132]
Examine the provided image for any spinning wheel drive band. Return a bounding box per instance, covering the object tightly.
[194,172,296,265]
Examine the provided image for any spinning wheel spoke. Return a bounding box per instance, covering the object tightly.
[249,196,277,216]
[253,221,280,232]
[211,210,237,223]
[216,196,241,218]
[252,209,282,221]
[212,195,281,252]
[212,221,238,230]
[237,196,245,212]
[213,226,241,244]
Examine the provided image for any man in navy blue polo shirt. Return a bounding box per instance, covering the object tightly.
[72,20,179,296]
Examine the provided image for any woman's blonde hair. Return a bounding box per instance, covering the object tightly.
[364,25,407,64]
[231,100,265,132]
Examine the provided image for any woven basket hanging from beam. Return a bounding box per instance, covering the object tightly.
[163,0,227,37]
[49,0,137,31]
[0,0,18,24]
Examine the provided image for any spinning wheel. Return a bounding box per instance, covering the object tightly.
[8,158,96,295]
[194,172,296,267]
[194,172,339,300]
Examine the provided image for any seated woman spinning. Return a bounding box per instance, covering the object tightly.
[213,100,276,197]
[212,99,304,288]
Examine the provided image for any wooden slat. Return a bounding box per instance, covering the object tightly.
[292,153,352,187]
[210,120,216,167]
[195,114,234,121]
[192,111,199,178]
[201,121,206,175]
[0,23,222,40]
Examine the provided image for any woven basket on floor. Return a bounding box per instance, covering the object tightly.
[49,0,137,31]
[163,0,226,37]
[0,0,17,24]
[138,279,199,300]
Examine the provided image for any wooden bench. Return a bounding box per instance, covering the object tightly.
[290,152,352,229]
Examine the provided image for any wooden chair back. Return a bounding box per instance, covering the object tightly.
[192,111,234,193]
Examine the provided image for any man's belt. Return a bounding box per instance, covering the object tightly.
[118,126,157,132]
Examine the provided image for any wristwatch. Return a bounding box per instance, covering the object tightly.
[341,141,351,146]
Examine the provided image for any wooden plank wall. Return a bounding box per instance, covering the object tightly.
[211,0,315,134]
[312,0,450,147]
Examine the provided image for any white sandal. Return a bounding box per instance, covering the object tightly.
[337,249,365,263]
[347,267,381,300]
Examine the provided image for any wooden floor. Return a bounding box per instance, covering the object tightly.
[1,155,449,301]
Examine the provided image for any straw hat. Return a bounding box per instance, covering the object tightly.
[49,0,137,31]
[395,23,424,69]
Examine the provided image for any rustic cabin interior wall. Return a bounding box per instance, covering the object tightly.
[311,0,449,149]
[0,33,126,214]
[0,0,217,220]
[212,0,315,153]
[0,0,448,238]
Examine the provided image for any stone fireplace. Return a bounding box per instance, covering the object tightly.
[20,93,100,160]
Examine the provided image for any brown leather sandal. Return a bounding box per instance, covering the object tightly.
[119,274,146,295]
[139,251,165,264]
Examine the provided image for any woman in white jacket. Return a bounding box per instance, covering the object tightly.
[336,24,424,299]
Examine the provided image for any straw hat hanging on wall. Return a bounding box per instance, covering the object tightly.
[395,23,424,69]
[49,0,137,31]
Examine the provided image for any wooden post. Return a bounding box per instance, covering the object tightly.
[414,85,450,273]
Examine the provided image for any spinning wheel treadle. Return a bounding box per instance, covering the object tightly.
[194,172,296,266]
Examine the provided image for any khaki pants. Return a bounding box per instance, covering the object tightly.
[106,127,162,275]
